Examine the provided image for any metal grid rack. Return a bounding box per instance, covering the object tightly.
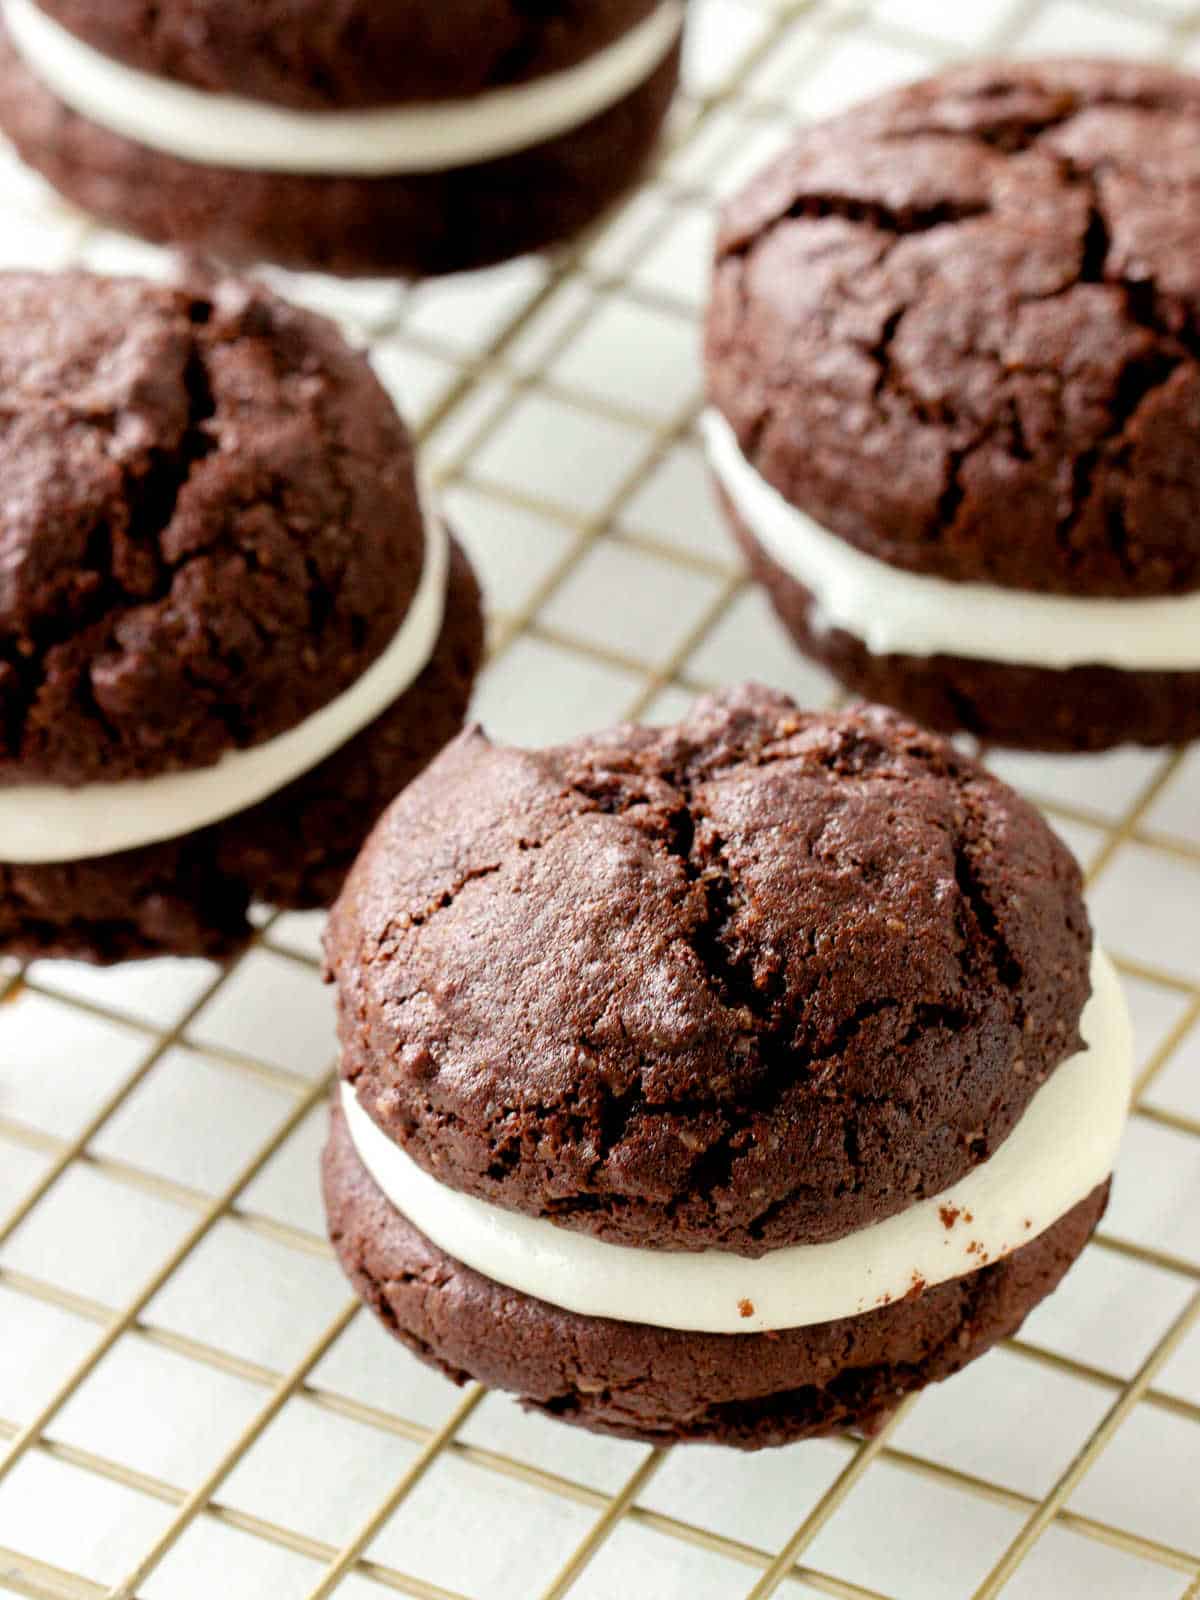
[0,1,1198,1596]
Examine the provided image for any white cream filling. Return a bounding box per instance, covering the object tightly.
[702,409,1200,672]
[0,519,449,865]
[3,0,685,175]
[343,947,1130,1335]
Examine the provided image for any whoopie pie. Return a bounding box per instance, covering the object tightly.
[705,60,1200,752]
[323,687,1130,1447]
[0,270,483,962]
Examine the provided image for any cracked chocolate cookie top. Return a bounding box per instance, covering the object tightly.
[706,59,1200,600]
[33,0,660,111]
[328,685,1092,1256]
[0,270,424,787]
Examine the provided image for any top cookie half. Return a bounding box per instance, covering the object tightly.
[327,686,1092,1257]
[706,59,1200,599]
[0,271,425,787]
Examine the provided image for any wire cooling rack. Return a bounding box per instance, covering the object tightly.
[0,1,1198,1596]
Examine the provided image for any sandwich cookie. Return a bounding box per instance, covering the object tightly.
[705,59,1200,751]
[0,269,483,962]
[323,687,1131,1447]
[0,0,686,277]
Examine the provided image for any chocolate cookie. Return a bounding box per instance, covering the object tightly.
[0,270,484,963]
[704,60,1200,751]
[0,0,684,277]
[323,688,1131,1446]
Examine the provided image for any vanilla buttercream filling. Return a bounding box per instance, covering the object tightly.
[0,519,449,866]
[342,947,1130,1335]
[2,0,685,175]
[702,409,1200,672]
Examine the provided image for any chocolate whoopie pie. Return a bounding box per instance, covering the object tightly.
[323,687,1131,1448]
[705,60,1200,753]
[0,0,685,278]
[0,270,483,963]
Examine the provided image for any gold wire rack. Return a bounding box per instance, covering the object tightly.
[0,1,1198,1596]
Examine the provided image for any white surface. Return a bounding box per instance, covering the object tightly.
[1088,842,1200,985]
[891,1345,1112,1498]
[342,950,1131,1334]
[0,0,1198,1595]
[23,952,218,1029]
[704,408,1200,670]
[3,0,685,174]
[368,1452,599,1600]
[0,520,448,864]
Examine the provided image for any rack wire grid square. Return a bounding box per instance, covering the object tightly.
[1,1,1199,1596]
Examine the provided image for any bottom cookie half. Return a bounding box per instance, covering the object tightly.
[323,1104,1110,1450]
[727,498,1200,755]
[0,539,483,964]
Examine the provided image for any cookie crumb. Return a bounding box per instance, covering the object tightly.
[738,1298,754,1319]
[939,1204,961,1229]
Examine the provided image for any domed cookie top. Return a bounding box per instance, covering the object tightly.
[707,59,1200,599]
[0,271,424,787]
[328,686,1092,1257]
[33,0,661,109]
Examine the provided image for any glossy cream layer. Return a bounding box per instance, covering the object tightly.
[1,521,449,865]
[703,409,1200,672]
[342,947,1131,1335]
[3,0,685,174]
